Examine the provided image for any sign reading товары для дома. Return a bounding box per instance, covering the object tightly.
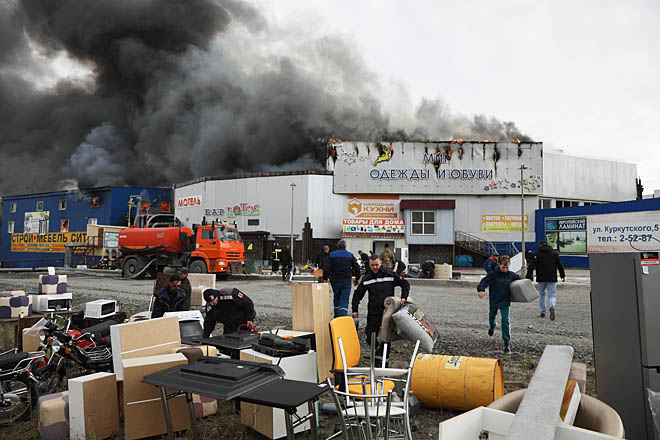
[586,211,660,253]
[330,141,543,195]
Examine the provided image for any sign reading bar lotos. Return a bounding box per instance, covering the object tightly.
[330,141,543,195]
[11,231,88,253]
[587,211,660,253]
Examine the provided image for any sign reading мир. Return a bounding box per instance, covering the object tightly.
[587,211,660,253]
[330,141,543,195]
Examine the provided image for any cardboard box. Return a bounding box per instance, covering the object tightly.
[291,283,331,382]
[69,372,119,440]
[123,353,190,440]
[110,317,181,380]
[240,349,318,438]
[188,273,216,306]
[22,327,42,352]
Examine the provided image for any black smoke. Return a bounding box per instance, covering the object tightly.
[0,0,533,196]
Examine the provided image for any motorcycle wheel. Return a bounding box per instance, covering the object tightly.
[0,377,32,425]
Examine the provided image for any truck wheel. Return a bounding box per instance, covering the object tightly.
[189,260,207,273]
[123,258,144,279]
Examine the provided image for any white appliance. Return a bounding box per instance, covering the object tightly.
[33,293,73,313]
[84,300,119,319]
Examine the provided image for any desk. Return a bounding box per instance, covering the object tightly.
[142,357,329,440]
[181,333,258,359]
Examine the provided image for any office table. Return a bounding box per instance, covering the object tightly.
[142,357,329,440]
[181,332,259,359]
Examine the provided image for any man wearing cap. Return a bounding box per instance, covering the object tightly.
[202,288,256,337]
[152,274,188,319]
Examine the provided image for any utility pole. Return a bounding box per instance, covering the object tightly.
[290,182,296,265]
[520,164,528,276]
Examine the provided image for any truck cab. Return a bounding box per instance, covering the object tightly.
[189,223,244,276]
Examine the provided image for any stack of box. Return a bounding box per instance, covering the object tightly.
[34,272,72,313]
[0,290,32,318]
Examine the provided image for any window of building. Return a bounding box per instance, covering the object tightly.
[61,219,69,232]
[539,198,552,209]
[10,203,16,213]
[7,221,14,234]
[36,201,44,211]
[411,211,435,235]
[248,219,259,226]
[59,199,67,210]
[88,218,98,225]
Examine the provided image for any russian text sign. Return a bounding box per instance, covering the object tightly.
[587,211,660,253]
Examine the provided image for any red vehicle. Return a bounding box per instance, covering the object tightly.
[118,221,244,278]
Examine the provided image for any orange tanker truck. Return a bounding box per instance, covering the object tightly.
[118,220,244,279]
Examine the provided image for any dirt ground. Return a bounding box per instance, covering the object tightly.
[0,270,595,439]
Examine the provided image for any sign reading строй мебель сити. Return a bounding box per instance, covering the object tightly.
[587,211,660,253]
[329,141,543,195]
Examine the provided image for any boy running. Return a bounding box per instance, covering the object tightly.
[477,255,520,354]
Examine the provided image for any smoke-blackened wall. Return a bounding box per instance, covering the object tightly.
[0,0,532,196]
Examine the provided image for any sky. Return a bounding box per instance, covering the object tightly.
[256,0,660,193]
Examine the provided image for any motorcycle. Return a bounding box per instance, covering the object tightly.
[0,348,48,425]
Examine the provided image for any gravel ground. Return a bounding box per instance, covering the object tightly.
[0,270,595,439]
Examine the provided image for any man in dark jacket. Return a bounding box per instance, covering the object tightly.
[178,269,192,310]
[527,240,565,320]
[202,288,256,337]
[483,256,498,274]
[280,246,293,281]
[152,274,188,318]
[477,255,520,353]
[315,245,330,282]
[325,240,361,317]
[352,254,410,362]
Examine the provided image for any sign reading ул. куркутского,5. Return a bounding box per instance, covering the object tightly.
[587,211,660,253]
[329,141,543,195]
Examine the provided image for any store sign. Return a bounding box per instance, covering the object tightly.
[342,219,405,235]
[545,216,587,255]
[640,252,659,266]
[331,141,543,195]
[177,195,202,208]
[346,195,399,219]
[205,203,260,217]
[482,215,529,232]
[104,231,119,248]
[24,211,49,234]
[11,231,87,253]
[587,211,660,253]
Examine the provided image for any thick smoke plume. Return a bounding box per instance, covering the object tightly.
[0,0,533,196]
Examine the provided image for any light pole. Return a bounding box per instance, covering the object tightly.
[520,164,528,276]
[290,182,296,266]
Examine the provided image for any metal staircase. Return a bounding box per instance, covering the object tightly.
[454,231,520,258]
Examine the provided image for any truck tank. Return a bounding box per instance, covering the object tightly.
[119,227,193,256]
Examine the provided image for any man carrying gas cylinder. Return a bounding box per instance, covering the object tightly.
[202,288,256,337]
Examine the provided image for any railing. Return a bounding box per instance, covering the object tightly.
[454,231,498,256]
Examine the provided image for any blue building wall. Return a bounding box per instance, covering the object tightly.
[534,198,660,267]
[1,187,172,268]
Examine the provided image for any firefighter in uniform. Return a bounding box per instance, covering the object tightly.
[202,288,256,337]
[272,243,282,272]
[352,254,410,363]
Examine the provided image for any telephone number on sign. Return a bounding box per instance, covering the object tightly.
[596,234,654,243]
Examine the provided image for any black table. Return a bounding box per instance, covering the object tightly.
[181,332,259,359]
[142,357,329,440]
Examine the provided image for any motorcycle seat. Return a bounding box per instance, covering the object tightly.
[0,352,30,371]
[79,320,118,341]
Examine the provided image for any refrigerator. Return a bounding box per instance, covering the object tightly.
[590,252,660,440]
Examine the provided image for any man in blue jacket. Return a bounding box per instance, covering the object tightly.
[324,239,361,317]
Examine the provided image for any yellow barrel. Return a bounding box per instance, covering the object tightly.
[411,354,503,410]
